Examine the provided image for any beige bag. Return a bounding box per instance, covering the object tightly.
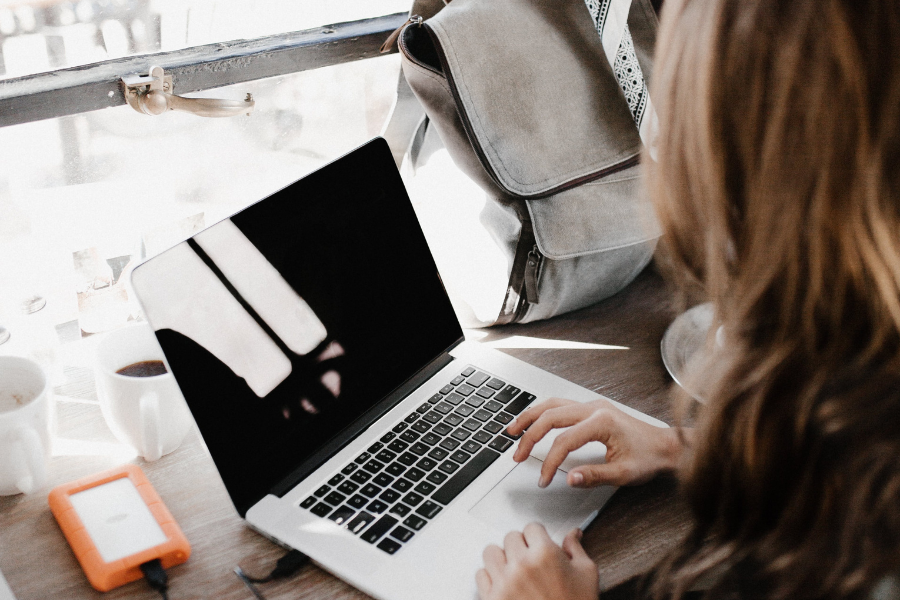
[389,0,661,324]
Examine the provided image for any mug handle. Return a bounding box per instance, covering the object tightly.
[139,391,163,462]
[12,426,46,494]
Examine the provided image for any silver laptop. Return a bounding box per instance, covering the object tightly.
[130,138,666,600]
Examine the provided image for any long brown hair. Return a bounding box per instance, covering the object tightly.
[646,0,900,598]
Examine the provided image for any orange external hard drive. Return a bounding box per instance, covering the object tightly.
[48,464,191,592]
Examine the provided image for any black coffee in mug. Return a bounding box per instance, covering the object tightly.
[116,360,168,378]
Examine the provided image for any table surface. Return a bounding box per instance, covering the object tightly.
[0,268,692,600]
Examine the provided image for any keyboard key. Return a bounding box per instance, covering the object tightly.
[360,484,381,498]
[400,431,420,443]
[451,428,471,441]
[314,485,330,497]
[444,392,464,406]
[354,453,371,464]
[347,511,376,534]
[422,411,442,424]
[341,463,358,475]
[328,474,344,486]
[483,400,503,413]
[439,384,454,395]
[380,432,397,443]
[366,499,389,514]
[398,452,419,466]
[473,409,492,422]
[457,384,476,396]
[390,503,412,518]
[502,429,523,441]
[482,421,503,434]
[380,489,402,503]
[410,442,429,456]
[433,423,453,436]
[301,496,317,509]
[433,402,453,415]
[385,463,406,477]
[504,392,537,416]
[421,432,441,446]
[461,367,476,377]
[489,437,514,452]
[467,372,490,387]
[432,448,502,506]
[414,481,436,495]
[426,470,448,485]
[328,506,356,526]
[454,404,475,417]
[361,515,398,544]
[428,393,443,404]
[473,430,493,444]
[439,460,460,474]
[439,438,460,451]
[427,447,449,461]
[390,526,415,542]
[416,500,443,519]
[402,492,425,506]
[443,413,464,427]
[416,457,438,471]
[464,395,485,408]
[311,502,333,517]
[416,402,431,414]
[404,467,426,482]
[368,442,384,454]
[462,440,482,453]
[411,421,432,433]
[392,422,408,433]
[338,481,359,495]
[486,378,506,390]
[494,385,521,404]
[493,412,513,425]
[348,494,368,509]
[462,419,482,432]
[450,450,472,464]
[377,538,403,554]
[476,387,495,399]
[403,515,428,530]
[388,440,409,453]
[404,413,420,424]
[364,459,385,474]
[373,473,394,487]
[391,478,413,493]
[376,450,397,463]
[451,375,466,385]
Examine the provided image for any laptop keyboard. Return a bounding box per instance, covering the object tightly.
[298,365,536,555]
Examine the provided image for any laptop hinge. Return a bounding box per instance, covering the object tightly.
[267,337,464,500]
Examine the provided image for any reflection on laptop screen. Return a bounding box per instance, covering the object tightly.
[132,139,463,515]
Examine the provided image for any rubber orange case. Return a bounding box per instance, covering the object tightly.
[48,464,191,592]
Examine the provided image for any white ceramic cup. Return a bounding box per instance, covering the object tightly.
[0,356,51,495]
[95,324,193,462]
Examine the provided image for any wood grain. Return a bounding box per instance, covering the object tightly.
[0,268,691,599]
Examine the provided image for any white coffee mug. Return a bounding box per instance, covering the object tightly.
[0,356,51,495]
[95,324,193,461]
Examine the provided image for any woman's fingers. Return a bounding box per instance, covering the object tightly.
[482,544,507,577]
[511,401,599,462]
[538,410,617,486]
[503,530,528,560]
[506,397,574,436]
[521,522,553,549]
[561,528,589,562]
[475,568,492,599]
[566,462,631,487]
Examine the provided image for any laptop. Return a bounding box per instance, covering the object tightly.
[129,138,666,600]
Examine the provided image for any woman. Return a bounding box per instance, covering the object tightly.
[476,0,900,598]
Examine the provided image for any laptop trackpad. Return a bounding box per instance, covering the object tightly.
[468,457,612,541]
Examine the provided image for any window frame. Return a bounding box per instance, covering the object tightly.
[0,11,408,128]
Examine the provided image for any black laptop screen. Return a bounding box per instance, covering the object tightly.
[132,139,464,515]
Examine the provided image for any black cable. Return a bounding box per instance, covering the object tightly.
[242,549,310,583]
[140,559,169,600]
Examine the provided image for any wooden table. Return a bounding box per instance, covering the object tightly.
[0,268,692,600]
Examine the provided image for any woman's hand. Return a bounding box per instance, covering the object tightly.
[476,524,599,600]
[507,397,686,489]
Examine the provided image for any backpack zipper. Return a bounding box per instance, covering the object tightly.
[381,15,423,54]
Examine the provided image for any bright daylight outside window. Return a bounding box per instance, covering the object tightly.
[0,0,409,390]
